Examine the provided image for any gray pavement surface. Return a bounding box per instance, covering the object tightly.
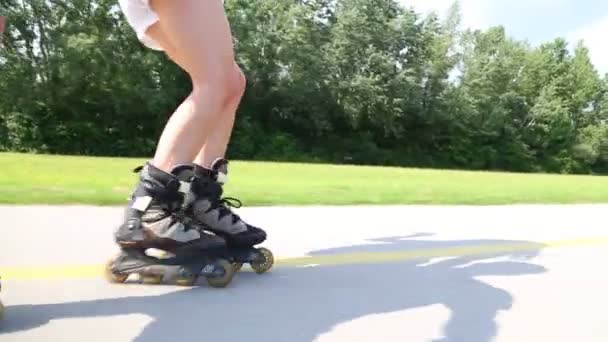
[0,204,607,341]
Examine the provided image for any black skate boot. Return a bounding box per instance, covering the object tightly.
[106,162,235,288]
[174,158,274,274]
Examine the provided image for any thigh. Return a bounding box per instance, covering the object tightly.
[145,23,182,66]
[148,0,236,81]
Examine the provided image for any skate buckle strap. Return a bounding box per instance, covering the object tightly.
[131,196,153,212]
[178,180,191,194]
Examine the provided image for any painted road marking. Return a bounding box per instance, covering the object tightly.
[1,237,607,280]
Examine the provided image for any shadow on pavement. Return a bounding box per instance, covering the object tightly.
[0,233,547,341]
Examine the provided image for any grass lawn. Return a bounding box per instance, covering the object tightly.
[0,152,607,205]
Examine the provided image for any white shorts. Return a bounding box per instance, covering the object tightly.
[118,0,162,51]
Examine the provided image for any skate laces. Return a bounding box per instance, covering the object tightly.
[219,197,242,208]
[191,174,244,225]
[211,196,243,223]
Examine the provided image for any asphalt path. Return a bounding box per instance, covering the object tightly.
[0,204,607,341]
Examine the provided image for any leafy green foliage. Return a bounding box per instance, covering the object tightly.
[1,0,606,174]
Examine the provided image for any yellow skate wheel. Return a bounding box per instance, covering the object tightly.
[206,259,235,288]
[175,277,196,287]
[232,262,243,272]
[251,247,274,274]
[104,256,128,284]
[141,275,163,285]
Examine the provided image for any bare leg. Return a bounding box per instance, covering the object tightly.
[146,22,245,170]
[145,0,244,172]
[193,64,245,168]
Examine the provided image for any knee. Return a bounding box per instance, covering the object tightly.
[224,64,246,106]
[192,63,246,110]
[234,66,246,99]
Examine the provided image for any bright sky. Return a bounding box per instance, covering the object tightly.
[402,0,608,75]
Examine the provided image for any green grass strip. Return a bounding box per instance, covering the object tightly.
[1,152,607,205]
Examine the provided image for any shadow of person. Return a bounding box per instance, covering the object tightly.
[1,234,547,342]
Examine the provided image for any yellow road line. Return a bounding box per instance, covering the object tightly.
[2,237,607,281]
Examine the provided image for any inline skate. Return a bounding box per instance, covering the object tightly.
[174,158,274,274]
[106,162,235,288]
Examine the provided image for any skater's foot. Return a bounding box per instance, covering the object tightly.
[114,162,226,253]
[174,158,267,247]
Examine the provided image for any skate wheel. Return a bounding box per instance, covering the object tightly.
[231,262,243,272]
[142,275,163,285]
[251,247,274,274]
[175,277,196,287]
[104,256,129,284]
[206,259,235,288]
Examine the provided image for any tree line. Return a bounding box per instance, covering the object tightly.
[1,0,607,174]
